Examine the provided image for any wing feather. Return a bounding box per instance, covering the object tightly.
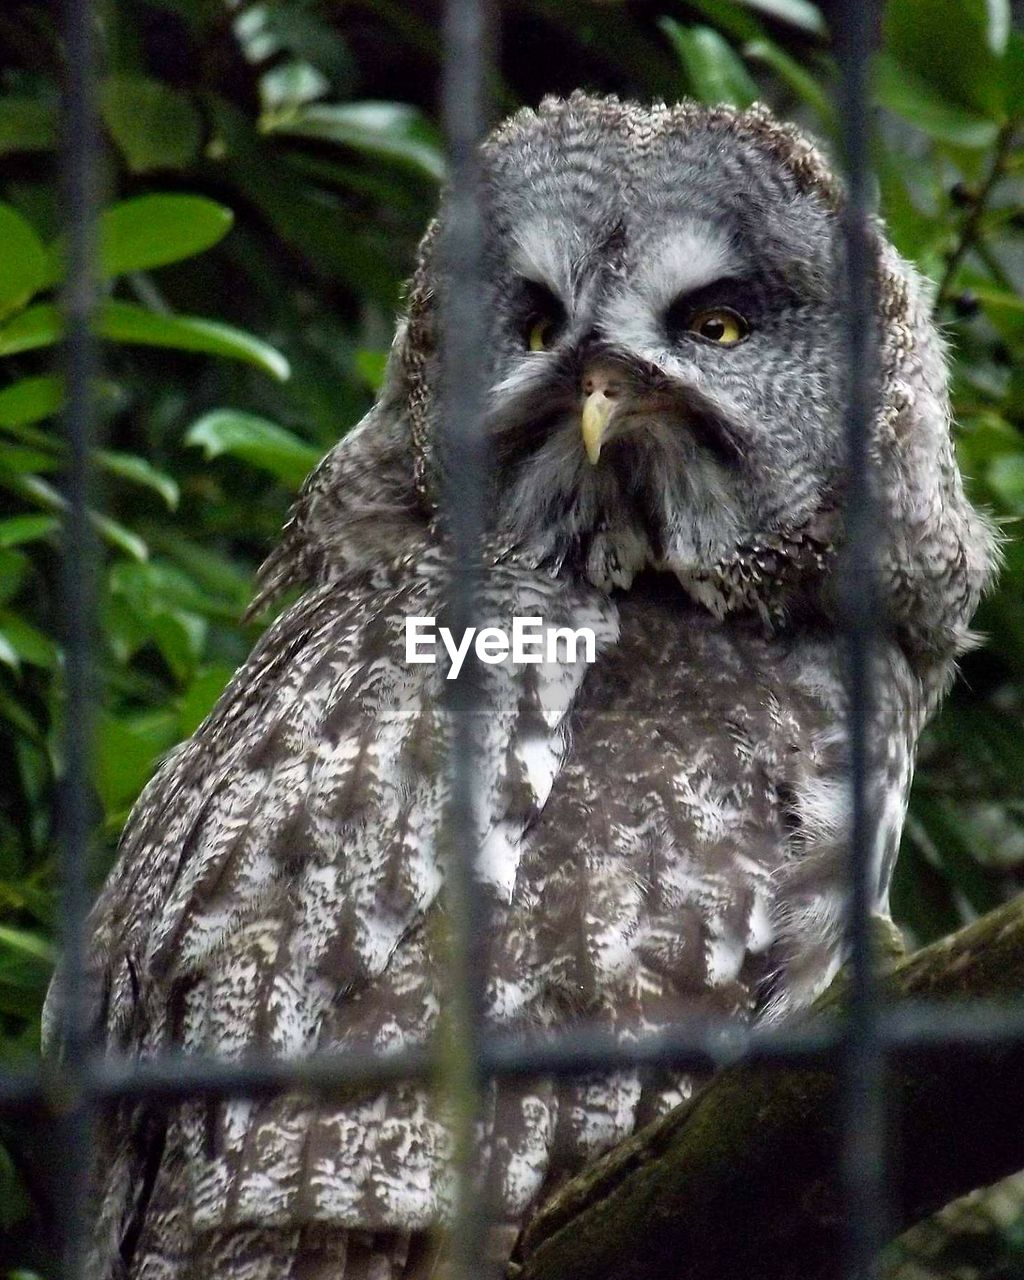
[72,543,616,1276]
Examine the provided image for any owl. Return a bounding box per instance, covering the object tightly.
[54,93,998,1280]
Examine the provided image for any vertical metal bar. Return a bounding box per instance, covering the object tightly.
[439,1,492,1277]
[56,0,99,1275]
[834,3,886,1279]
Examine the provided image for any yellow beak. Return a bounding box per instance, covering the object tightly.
[582,362,628,468]
[581,390,614,465]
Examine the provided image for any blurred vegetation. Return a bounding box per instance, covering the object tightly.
[0,0,1022,1273]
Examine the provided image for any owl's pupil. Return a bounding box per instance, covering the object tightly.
[702,318,725,340]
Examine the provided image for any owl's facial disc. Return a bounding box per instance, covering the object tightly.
[466,100,859,592]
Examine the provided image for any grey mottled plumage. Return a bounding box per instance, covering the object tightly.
[50,94,998,1279]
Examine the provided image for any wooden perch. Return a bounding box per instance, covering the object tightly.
[515,896,1024,1280]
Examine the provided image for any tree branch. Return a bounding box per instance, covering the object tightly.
[515,895,1024,1280]
[935,121,1017,311]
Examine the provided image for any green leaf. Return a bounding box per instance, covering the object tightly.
[681,0,765,41]
[145,610,206,682]
[265,101,446,181]
[988,453,1024,511]
[908,792,1004,917]
[0,515,59,548]
[109,558,232,620]
[0,301,290,379]
[742,40,834,127]
[877,158,942,265]
[894,822,967,943]
[0,632,19,671]
[260,60,330,116]
[732,0,826,34]
[93,512,149,562]
[103,593,150,664]
[0,375,63,427]
[186,410,321,486]
[883,0,1008,119]
[98,302,290,380]
[1005,33,1024,116]
[972,285,1024,345]
[982,0,1011,54]
[0,445,58,475]
[233,3,354,84]
[44,195,234,287]
[0,612,56,668]
[96,709,179,819]
[0,303,61,356]
[0,97,57,155]
[0,684,41,740]
[208,97,403,300]
[100,194,233,278]
[0,549,28,606]
[100,75,203,173]
[354,348,388,391]
[874,54,1000,147]
[177,664,234,736]
[233,2,284,61]
[149,535,252,613]
[0,203,46,319]
[660,21,759,109]
[96,450,180,509]
[4,472,149,561]
[0,924,55,966]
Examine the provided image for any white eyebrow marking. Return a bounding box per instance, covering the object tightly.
[509,219,577,300]
[635,223,736,312]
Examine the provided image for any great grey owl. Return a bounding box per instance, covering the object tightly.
[53,93,998,1279]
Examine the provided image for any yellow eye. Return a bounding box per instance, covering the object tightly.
[528,316,555,352]
[689,308,748,346]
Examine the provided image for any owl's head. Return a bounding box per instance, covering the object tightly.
[402,94,852,604]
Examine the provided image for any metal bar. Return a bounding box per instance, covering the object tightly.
[833,3,886,1278]
[78,1005,1024,1093]
[57,0,100,1274]
[0,1026,838,1114]
[89,1021,835,1102]
[7,1003,1024,1114]
[438,0,492,1276]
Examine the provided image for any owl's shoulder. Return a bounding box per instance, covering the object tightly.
[75,552,616,1057]
[248,404,428,617]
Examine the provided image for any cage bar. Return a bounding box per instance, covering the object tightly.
[438,0,492,1276]
[56,0,101,1276]
[833,2,888,1277]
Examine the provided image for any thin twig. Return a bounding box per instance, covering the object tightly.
[973,238,1015,293]
[935,120,1017,312]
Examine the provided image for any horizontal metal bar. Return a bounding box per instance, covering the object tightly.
[880,1002,1024,1050]
[6,1002,1024,1113]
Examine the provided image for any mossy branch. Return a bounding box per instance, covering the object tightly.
[514,895,1024,1280]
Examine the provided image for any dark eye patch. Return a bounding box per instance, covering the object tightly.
[515,278,568,347]
[664,276,761,343]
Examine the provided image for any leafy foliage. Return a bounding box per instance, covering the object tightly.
[0,0,1022,1273]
